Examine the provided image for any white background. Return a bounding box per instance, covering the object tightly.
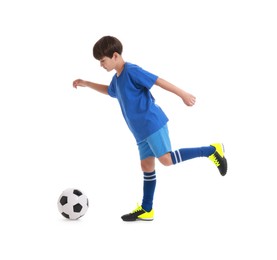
[1,0,276,259]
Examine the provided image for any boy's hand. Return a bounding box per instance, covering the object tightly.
[182,92,196,106]
[73,79,86,89]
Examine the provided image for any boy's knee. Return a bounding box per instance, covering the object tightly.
[141,158,155,172]
[141,165,154,172]
[158,153,172,166]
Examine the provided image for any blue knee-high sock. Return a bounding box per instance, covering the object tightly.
[142,171,156,212]
[170,146,215,164]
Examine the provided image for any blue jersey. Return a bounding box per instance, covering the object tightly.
[108,62,169,143]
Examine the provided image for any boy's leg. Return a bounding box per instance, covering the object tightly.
[141,157,156,213]
[169,144,227,176]
[170,146,215,164]
[158,146,215,166]
[121,145,156,221]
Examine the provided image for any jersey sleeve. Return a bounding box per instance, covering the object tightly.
[107,75,117,98]
[129,65,158,90]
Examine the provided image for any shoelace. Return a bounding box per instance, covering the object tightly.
[132,204,143,213]
[210,154,220,166]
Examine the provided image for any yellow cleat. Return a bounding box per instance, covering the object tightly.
[121,204,154,221]
[209,143,228,176]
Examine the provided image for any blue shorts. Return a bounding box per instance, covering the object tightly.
[137,124,172,160]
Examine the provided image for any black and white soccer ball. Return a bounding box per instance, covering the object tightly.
[57,188,89,220]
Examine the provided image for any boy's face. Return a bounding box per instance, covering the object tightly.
[99,55,116,72]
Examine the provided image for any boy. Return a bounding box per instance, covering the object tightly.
[73,35,227,221]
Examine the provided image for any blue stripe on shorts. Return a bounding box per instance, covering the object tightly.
[137,124,172,160]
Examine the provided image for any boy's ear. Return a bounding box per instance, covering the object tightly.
[113,52,119,59]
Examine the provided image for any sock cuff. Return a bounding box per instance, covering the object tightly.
[144,171,156,181]
[170,150,181,164]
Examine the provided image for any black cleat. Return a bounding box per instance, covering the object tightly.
[209,143,228,176]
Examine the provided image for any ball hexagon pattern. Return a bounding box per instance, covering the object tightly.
[57,188,89,220]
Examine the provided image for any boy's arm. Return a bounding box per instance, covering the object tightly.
[155,77,196,106]
[73,79,109,95]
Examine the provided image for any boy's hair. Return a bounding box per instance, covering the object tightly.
[93,36,123,60]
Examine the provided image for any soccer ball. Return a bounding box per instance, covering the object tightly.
[57,188,89,220]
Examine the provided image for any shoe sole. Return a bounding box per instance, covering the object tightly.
[137,218,154,221]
